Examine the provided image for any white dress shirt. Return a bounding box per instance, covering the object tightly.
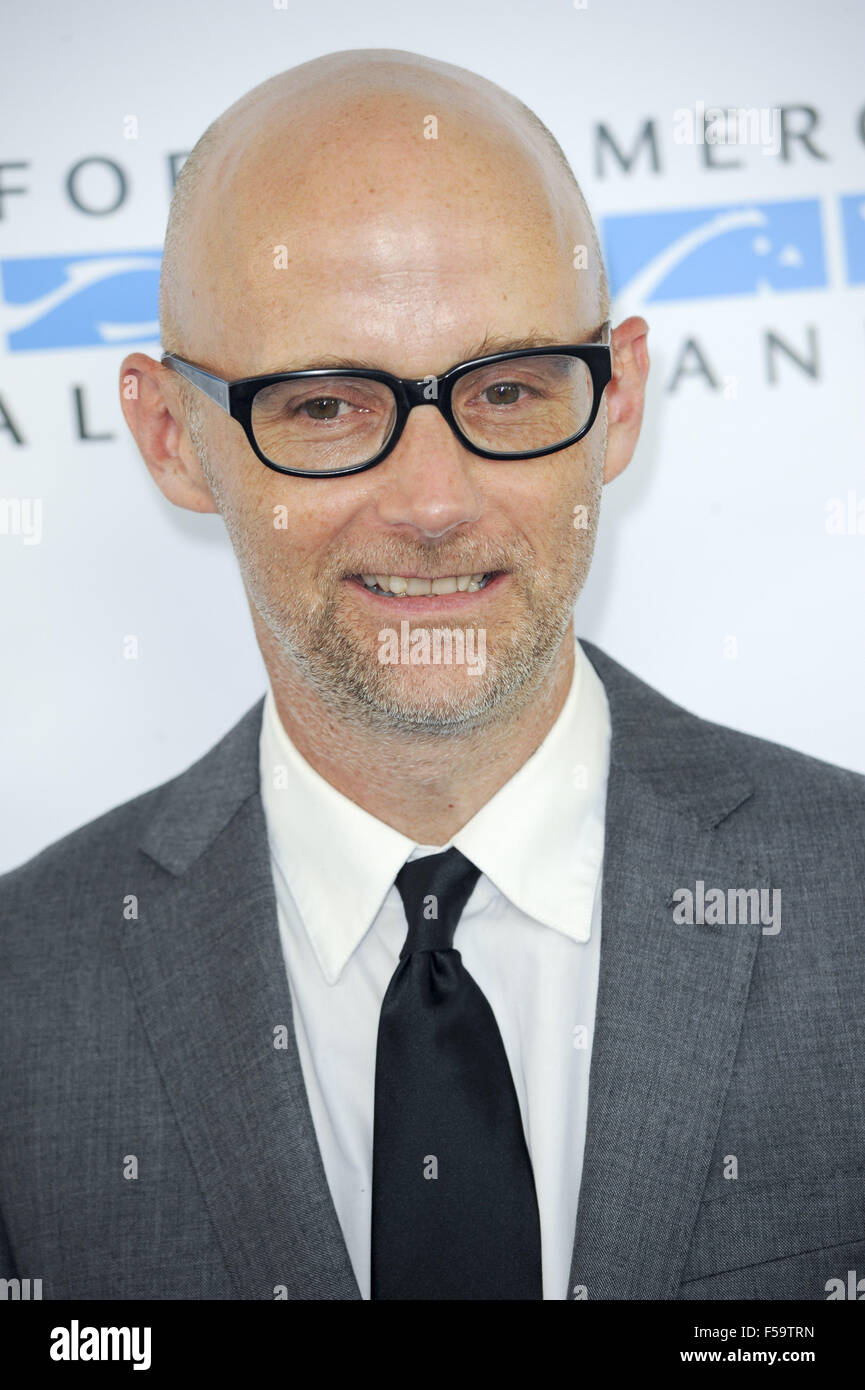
[259,631,611,1300]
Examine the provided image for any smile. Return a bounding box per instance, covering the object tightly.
[357,573,495,597]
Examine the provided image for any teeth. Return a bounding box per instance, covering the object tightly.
[360,572,492,596]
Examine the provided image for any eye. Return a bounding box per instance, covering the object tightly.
[481,381,527,406]
[301,396,350,420]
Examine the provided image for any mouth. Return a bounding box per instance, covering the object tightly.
[345,570,506,609]
[354,571,496,597]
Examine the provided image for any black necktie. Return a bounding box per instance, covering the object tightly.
[371,847,543,1299]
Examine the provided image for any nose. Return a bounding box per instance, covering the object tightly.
[373,405,482,539]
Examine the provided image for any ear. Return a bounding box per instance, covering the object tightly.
[603,316,650,485]
[119,353,218,514]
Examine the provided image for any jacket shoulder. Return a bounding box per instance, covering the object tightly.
[0,695,266,912]
[580,638,865,817]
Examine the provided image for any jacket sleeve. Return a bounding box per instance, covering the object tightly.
[0,1201,17,1279]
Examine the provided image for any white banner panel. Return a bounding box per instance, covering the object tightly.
[2,0,863,869]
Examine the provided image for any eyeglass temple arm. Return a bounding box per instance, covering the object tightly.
[161,354,230,412]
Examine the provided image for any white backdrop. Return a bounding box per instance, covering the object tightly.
[2,0,863,872]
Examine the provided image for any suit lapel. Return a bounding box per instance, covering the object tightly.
[571,642,766,1299]
[123,700,360,1300]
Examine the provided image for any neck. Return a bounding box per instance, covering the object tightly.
[260,628,576,846]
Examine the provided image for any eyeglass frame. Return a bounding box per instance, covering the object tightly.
[160,320,613,479]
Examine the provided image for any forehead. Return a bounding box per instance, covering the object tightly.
[193,94,596,377]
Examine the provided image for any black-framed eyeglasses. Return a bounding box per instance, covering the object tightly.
[161,321,612,478]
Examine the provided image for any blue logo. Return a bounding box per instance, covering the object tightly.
[1,196,860,353]
[0,250,161,352]
[602,198,826,302]
[840,193,865,286]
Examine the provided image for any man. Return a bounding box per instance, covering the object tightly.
[1,48,863,1303]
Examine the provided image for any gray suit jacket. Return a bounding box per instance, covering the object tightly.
[2,641,864,1300]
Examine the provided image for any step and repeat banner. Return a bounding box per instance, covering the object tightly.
[2,0,863,869]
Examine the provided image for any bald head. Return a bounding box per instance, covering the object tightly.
[159,48,608,366]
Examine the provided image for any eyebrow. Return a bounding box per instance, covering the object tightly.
[268,325,606,375]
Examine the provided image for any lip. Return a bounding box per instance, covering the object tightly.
[345,571,507,612]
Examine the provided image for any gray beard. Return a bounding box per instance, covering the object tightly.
[250,556,583,739]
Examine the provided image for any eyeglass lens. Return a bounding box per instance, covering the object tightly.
[250,354,594,472]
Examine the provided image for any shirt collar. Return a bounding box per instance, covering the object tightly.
[259,634,610,985]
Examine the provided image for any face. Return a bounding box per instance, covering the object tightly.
[151,96,612,736]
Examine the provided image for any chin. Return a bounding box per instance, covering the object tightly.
[355,661,528,734]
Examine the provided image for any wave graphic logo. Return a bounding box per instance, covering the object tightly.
[840,193,865,285]
[1,198,857,352]
[602,198,825,303]
[0,250,161,351]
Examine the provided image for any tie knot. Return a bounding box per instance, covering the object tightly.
[394,847,481,957]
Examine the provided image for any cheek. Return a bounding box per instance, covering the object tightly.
[201,428,289,573]
[238,476,358,589]
[205,422,307,557]
[566,446,604,531]
[498,448,598,548]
